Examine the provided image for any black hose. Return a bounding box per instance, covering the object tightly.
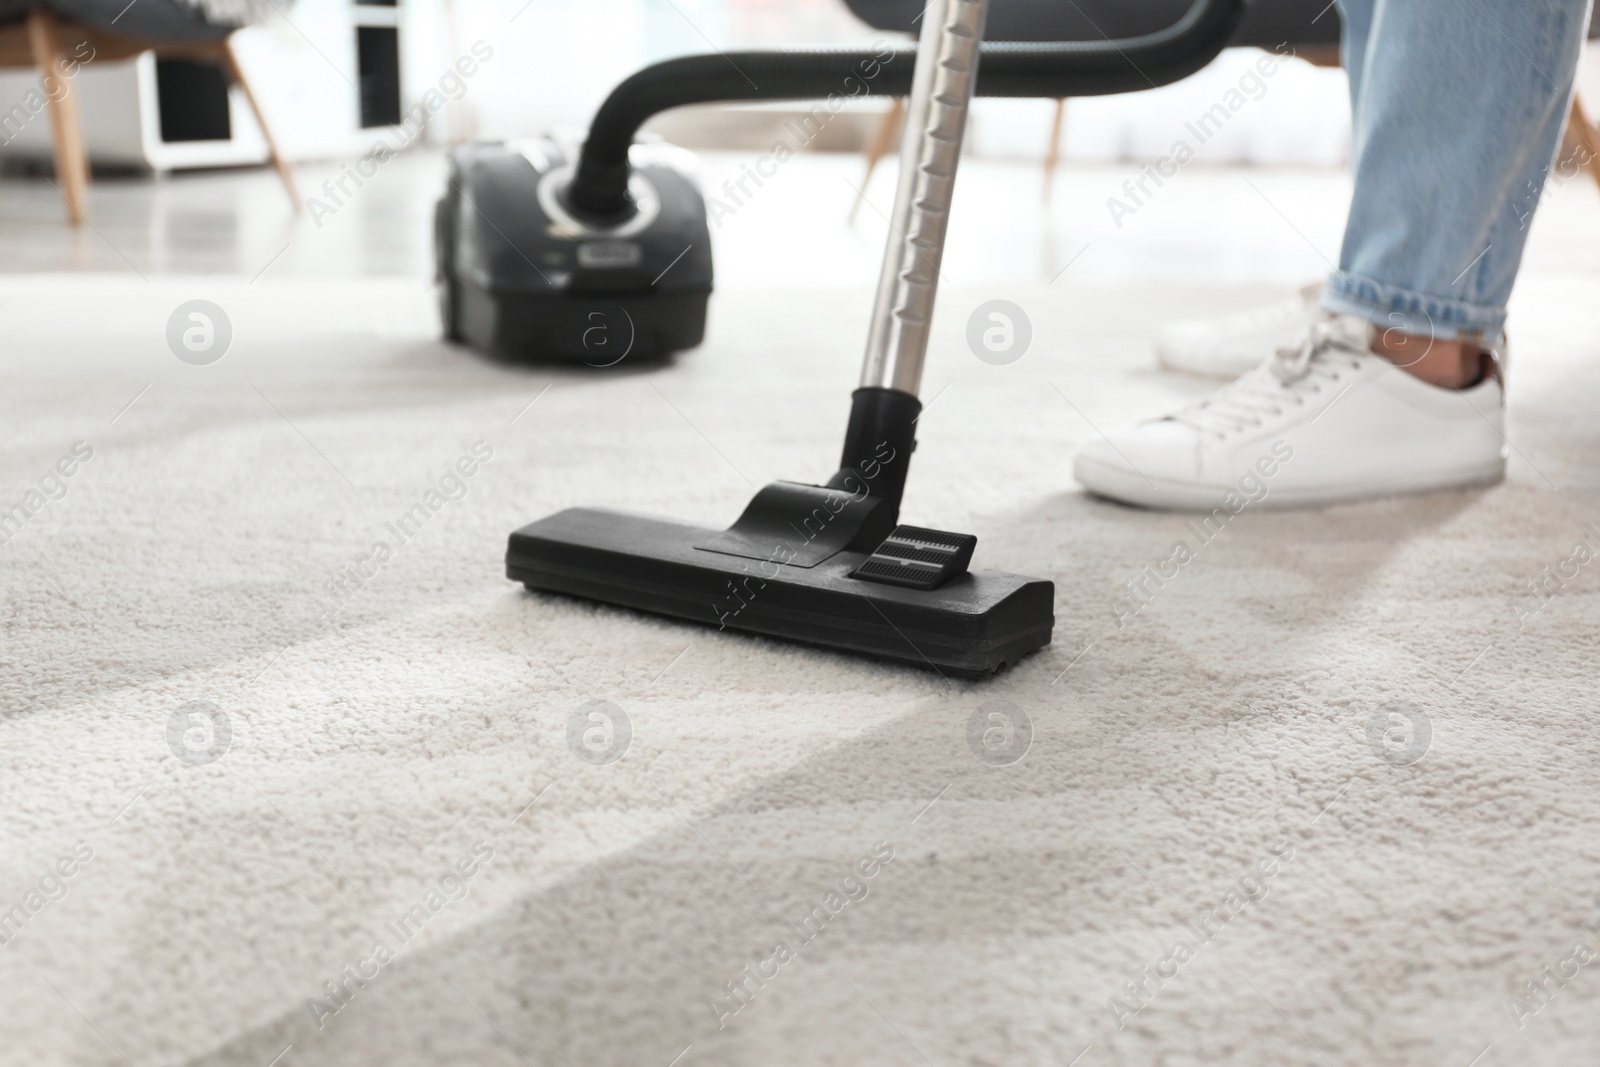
[568,0,1246,218]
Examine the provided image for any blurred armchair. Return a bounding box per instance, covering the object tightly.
[0,0,295,224]
[843,0,1340,213]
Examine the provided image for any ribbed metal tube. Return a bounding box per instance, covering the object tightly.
[859,0,988,395]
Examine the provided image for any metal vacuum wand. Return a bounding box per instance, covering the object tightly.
[859,0,989,396]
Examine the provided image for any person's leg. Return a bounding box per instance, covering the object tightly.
[1325,0,1593,360]
[1336,0,1374,119]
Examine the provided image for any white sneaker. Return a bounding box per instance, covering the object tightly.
[1156,283,1323,379]
[1075,314,1508,510]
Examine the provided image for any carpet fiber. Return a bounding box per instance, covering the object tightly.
[3,270,1599,1066]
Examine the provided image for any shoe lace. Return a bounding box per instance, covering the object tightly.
[1168,317,1368,439]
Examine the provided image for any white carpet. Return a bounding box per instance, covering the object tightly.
[3,269,1599,1067]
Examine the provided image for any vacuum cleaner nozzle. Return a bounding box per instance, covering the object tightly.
[507,505,1053,679]
[509,386,1054,678]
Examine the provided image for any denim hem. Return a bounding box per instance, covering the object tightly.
[1321,271,1507,347]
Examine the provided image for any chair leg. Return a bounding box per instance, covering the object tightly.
[1042,98,1066,207]
[218,35,301,211]
[849,98,904,223]
[26,9,88,226]
[1567,94,1600,196]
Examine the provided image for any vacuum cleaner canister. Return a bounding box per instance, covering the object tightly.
[435,138,713,363]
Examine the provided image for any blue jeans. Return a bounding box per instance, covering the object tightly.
[1322,0,1594,345]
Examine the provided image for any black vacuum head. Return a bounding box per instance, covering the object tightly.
[507,497,1054,679]
[435,138,712,363]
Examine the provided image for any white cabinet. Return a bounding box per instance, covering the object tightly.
[0,0,446,170]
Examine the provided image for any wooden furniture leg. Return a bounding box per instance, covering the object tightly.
[1042,97,1065,206]
[1567,94,1600,195]
[849,97,904,223]
[217,34,300,210]
[26,9,88,226]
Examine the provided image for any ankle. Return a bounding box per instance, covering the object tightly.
[1369,329,1482,389]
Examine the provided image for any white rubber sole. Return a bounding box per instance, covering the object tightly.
[1073,453,1507,511]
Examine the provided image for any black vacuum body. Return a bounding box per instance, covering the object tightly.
[436,138,712,362]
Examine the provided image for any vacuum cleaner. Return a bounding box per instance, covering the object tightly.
[436,137,715,362]
[503,0,1245,676]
